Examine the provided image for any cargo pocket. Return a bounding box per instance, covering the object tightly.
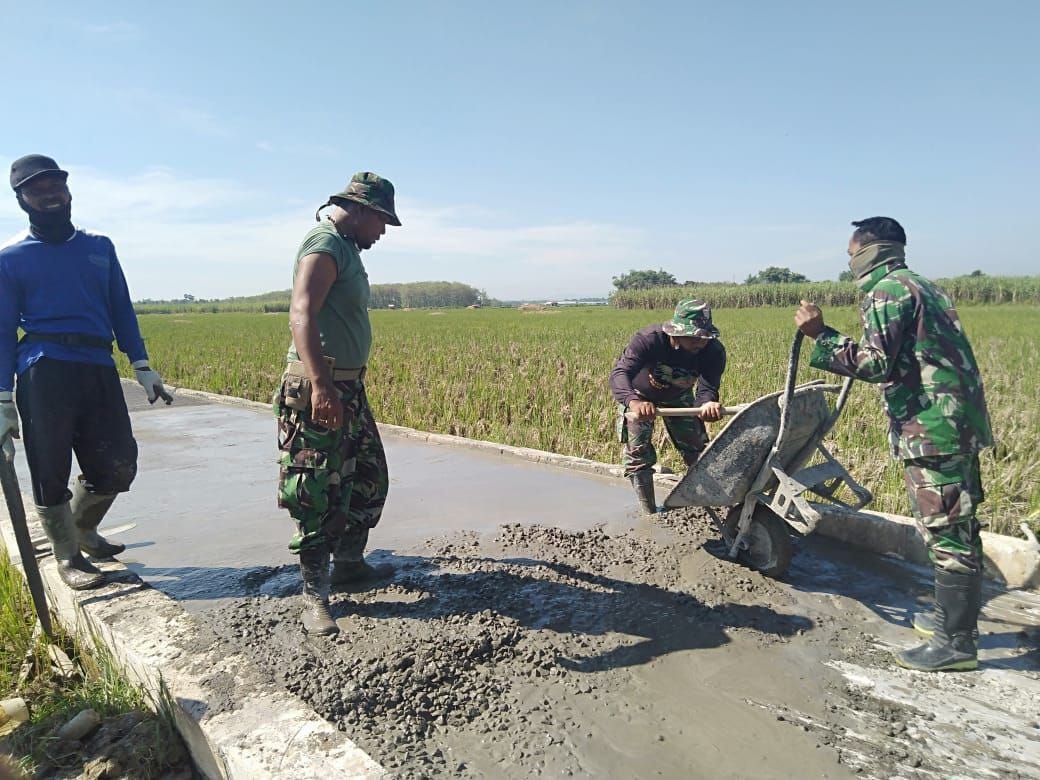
[616,404,629,444]
[903,455,980,528]
[278,447,331,514]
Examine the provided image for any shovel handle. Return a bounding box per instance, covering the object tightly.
[624,404,747,421]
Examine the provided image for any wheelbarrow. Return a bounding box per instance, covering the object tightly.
[660,331,872,577]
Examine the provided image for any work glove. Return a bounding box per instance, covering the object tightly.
[131,360,174,405]
[0,393,19,460]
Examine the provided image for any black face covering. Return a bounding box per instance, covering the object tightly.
[17,192,75,243]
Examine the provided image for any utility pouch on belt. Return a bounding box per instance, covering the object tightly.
[281,357,332,412]
[282,374,311,412]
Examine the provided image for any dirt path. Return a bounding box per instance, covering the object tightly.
[204,509,1039,779]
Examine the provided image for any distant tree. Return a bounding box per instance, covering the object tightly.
[612,268,678,290]
[838,269,855,282]
[969,269,984,277]
[369,281,483,309]
[744,266,810,284]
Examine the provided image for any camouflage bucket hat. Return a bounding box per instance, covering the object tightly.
[331,171,402,226]
[661,299,719,339]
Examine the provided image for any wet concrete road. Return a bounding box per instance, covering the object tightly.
[10,383,1038,778]
[60,384,637,607]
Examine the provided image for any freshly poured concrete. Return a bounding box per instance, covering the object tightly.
[106,385,637,606]
[5,384,1037,779]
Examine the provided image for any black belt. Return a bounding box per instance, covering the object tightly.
[19,332,113,352]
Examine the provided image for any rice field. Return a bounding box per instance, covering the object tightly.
[122,305,1040,537]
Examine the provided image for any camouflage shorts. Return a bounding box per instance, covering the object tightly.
[903,453,985,574]
[275,379,388,554]
[617,391,707,477]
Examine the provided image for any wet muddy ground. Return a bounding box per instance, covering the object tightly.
[203,509,1039,779]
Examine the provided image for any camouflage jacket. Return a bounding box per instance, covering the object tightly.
[809,253,993,460]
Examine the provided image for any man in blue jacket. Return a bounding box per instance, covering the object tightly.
[0,154,172,590]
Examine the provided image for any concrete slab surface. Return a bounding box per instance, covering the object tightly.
[106,384,638,607]
[2,382,1037,780]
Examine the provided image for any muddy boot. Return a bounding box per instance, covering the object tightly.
[331,527,394,587]
[911,608,937,639]
[912,571,982,639]
[70,477,124,558]
[299,546,338,636]
[895,568,979,672]
[629,471,657,514]
[37,503,106,590]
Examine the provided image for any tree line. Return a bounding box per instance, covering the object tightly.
[135,281,489,314]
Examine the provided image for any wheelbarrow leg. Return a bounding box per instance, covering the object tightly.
[728,496,757,559]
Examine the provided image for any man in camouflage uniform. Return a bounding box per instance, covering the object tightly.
[795,216,992,672]
[610,300,727,514]
[275,172,401,636]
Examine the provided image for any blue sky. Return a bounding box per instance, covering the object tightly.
[1,1,1037,300]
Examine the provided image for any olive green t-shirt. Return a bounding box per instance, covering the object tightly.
[286,220,371,369]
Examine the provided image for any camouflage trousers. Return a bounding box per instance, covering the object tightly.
[275,379,388,554]
[617,392,707,477]
[903,453,985,574]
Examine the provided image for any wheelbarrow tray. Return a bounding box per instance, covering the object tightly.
[663,385,831,509]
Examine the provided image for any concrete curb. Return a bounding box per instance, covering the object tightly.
[813,505,1040,590]
[158,381,1040,591]
[154,381,629,480]
[0,510,385,779]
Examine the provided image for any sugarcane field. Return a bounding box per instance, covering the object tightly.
[2,4,1039,780]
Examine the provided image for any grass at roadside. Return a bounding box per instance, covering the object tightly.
[120,305,1040,537]
[0,548,187,777]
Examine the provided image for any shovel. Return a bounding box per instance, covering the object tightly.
[1,439,53,638]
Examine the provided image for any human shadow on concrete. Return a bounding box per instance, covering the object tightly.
[778,534,1039,668]
[121,562,287,602]
[337,553,813,673]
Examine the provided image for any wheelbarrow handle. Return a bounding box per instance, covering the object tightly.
[624,404,748,421]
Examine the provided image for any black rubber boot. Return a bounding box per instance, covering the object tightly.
[911,609,937,639]
[37,503,106,590]
[299,545,338,636]
[911,569,981,636]
[629,471,657,515]
[895,568,980,672]
[331,527,394,586]
[70,476,125,558]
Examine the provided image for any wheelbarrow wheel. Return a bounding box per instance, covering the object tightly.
[723,505,793,578]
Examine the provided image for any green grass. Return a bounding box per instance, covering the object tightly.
[121,305,1040,537]
[0,548,179,776]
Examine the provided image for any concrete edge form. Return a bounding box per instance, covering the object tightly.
[0,514,385,779]
[812,504,1040,590]
[145,380,1040,591]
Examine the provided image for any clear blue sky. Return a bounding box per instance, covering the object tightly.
[1,1,1037,300]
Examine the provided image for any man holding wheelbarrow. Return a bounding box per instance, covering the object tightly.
[610,299,727,514]
[795,216,992,673]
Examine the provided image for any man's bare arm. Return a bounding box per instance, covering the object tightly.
[289,252,342,428]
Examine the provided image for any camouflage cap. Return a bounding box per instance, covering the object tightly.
[661,299,719,339]
[331,172,402,226]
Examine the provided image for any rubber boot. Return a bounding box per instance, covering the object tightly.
[299,546,338,636]
[37,503,106,590]
[331,527,394,587]
[630,471,657,514]
[912,570,982,639]
[70,477,124,558]
[895,568,980,672]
